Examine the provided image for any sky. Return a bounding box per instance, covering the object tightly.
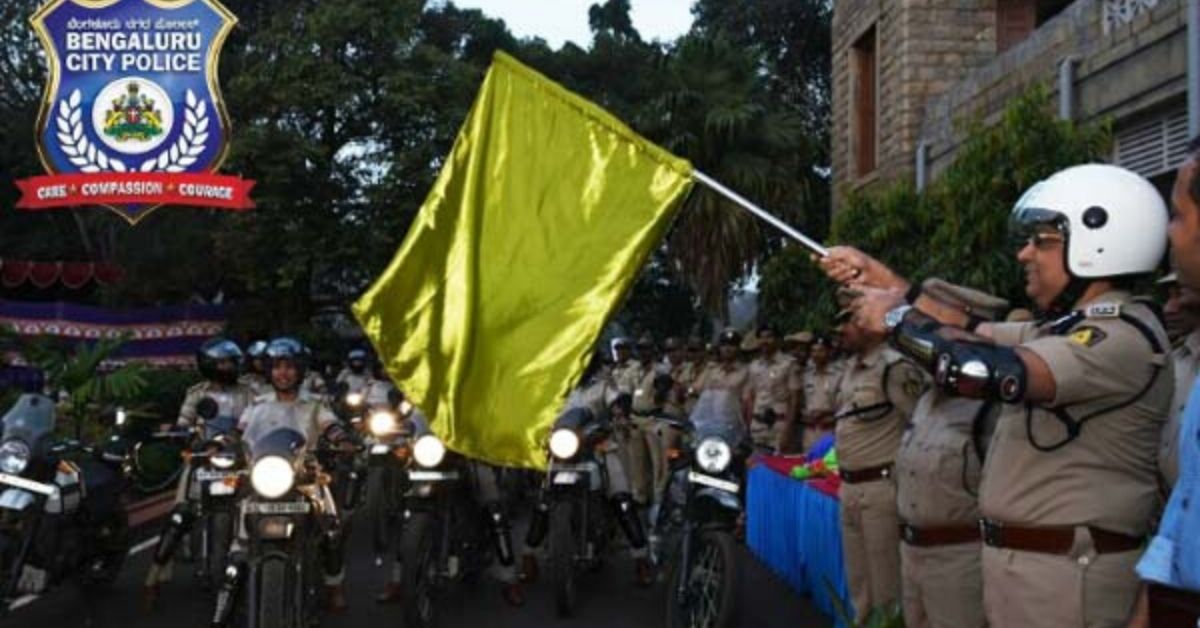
[444,0,696,48]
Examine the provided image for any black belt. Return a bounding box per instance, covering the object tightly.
[899,523,980,547]
[979,519,1143,555]
[838,463,894,484]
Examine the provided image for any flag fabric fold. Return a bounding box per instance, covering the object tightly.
[353,51,693,469]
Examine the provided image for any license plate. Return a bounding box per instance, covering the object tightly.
[195,469,234,482]
[551,463,594,473]
[209,482,236,496]
[371,444,391,455]
[408,470,458,482]
[245,501,310,515]
[687,471,739,494]
[552,471,580,485]
[0,473,56,497]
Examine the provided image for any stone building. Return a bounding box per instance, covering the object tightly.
[831,0,1197,209]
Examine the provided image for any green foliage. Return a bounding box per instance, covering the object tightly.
[761,85,1112,332]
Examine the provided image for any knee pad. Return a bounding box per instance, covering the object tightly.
[155,505,197,564]
[486,504,515,566]
[524,499,550,549]
[611,493,646,549]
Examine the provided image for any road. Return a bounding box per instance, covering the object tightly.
[7,510,833,628]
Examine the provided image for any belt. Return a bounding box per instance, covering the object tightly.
[1148,583,1200,627]
[899,523,980,547]
[838,463,893,484]
[979,519,1143,555]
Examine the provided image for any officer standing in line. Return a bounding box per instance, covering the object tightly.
[746,326,802,451]
[830,299,928,622]
[1157,272,1200,489]
[793,335,840,451]
[691,329,752,422]
[824,164,1172,628]
[894,279,1009,628]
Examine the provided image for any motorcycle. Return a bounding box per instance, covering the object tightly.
[397,421,498,628]
[528,405,616,617]
[360,394,412,564]
[656,390,748,628]
[213,407,335,628]
[0,394,131,610]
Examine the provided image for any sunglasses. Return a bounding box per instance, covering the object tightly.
[1020,232,1065,250]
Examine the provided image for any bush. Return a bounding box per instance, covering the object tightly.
[761,85,1112,331]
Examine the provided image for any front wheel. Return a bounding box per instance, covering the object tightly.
[549,501,577,618]
[400,513,438,628]
[206,511,233,590]
[255,558,289,628]
[665,531,739,628]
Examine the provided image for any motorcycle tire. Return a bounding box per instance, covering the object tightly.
[256,558,289,628]
[83,512,130,588]
[365,467,391,557]
[549,502,578,618]
[399,512,438,628]
[206,511,233,591]
[665,531,739,628]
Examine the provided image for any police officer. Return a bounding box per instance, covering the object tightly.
[792,335,840,451]
[144,337,255,606]
[630,335,675,515]
[211,337,353,623]
[335,348,372,394]
[1158,272,1200,489]
[692,329,751,420]
[830,301,927,622]
[825,164,1172,628]
[238,339,271,396]
[746,326,802,451]
[894,279,1009,628]
[784,331,814,368]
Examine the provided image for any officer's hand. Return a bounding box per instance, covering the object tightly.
[817,246,908,291]
[849,286,906,334]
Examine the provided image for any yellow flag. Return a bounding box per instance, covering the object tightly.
[353,51,694,469]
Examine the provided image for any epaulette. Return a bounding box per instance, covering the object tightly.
[1084,302,1122,319]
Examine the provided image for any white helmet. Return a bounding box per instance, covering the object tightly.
[1011,164,1167,278]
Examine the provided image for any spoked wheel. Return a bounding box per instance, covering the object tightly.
[549,502,578,617]
[665,531,739,628]
[400,513,438,628]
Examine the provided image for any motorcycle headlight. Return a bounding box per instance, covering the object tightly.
[369,411,398,436]
[115,407,127,427]
[250,456,295,499]
[345,392,364,407]
[695,437,732,474]
[548,429,580,460]
[412,435,446,468]
[211,452,237,469]
[0,440,31,475]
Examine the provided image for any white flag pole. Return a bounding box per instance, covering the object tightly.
[693,170,829,258]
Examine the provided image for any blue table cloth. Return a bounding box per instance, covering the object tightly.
[747,464,851,628]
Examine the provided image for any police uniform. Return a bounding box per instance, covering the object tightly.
[630,364,676,507]
[693,361,750,399]
[834,343,926,621]
[335,368,371,395]
[747,352,802,448]
[894,279,1008,628]
[980,291,1172,628]
[1161,328,1200,488]
[800,362,840,450]
[237,372,272,397]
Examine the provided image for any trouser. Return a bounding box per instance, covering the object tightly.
[839,478,900,622]
[651,421,682,504]
[622,416,655,505]
[749,418,781,450]
[981,533,1142,628]
[900,541,985,628]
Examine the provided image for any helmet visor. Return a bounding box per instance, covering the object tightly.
[1009,206,1068,251]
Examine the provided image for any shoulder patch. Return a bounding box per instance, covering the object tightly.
[1068,325,1108,347]
[1085,303,1121,319]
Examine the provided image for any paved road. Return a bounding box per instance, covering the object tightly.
[7,511,833,628]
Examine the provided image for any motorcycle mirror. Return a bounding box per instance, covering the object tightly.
[196,397,219,421]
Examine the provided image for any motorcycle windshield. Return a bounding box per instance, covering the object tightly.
[688,390,746,444]
[1,393,56,445]
[241,404,310,462]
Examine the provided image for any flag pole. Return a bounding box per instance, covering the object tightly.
[693,170,829,258]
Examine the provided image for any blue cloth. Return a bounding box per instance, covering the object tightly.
[1138,379,1200,590]
[747,464,851,628]
[806,433,835,461]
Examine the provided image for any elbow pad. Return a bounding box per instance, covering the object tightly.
[892,319,1027,403]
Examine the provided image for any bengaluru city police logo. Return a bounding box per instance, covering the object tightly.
[20,0,252,223]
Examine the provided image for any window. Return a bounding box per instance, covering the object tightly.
[1114,102,1189,180]
[997,0,1075,52]
[851,25,877,177]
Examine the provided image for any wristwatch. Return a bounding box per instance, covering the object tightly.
[884,304,913,333]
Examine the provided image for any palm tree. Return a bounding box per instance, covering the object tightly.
[637,34,821,314]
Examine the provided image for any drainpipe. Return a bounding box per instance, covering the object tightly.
[915,141,928,192]
[1190,0,1199,137]
[1058,56,1078,121]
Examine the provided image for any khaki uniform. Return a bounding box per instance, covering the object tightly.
[1161,329,1200,488]
[630,366,678,506]
[835,343,926,621]
[896,392,996,628]
[334,369,372,394]
[800,363,840,450]
[693,361,750,399]
[613,361,651,503]
[747,353,802,448]
[237,372,271,397]
[981,292,1171,628]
